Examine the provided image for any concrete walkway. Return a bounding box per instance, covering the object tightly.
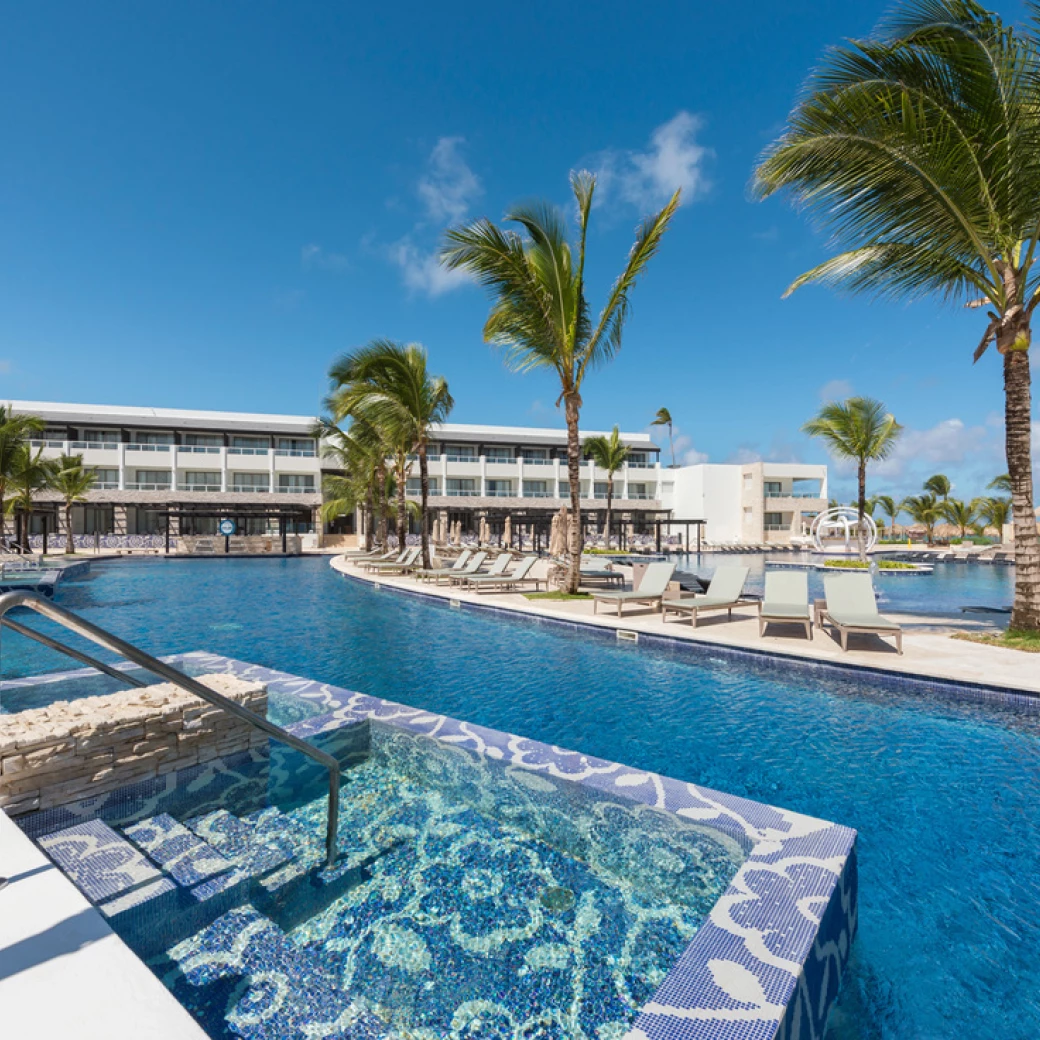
[330,555,1040,696]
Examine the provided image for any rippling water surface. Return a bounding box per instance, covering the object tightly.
[2,556,1038,1038]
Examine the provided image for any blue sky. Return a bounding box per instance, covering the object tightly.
[1,0,1034,502]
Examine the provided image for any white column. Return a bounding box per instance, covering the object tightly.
[268,445,276,493]
[170,446,177,491]
[479,454,487,497]
[440,454,448,496]
[553,457,562,498]
[621,462,629,502]
[220,447,228,493]
[517,456,524,498]
[117,443,126,491]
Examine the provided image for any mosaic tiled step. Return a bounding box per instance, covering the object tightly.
[167,905,388,1040]
[123,813,235,886]
[37,818,176,916]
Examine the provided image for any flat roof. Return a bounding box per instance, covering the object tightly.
[430,422,658,449]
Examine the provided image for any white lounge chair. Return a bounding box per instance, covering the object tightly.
[415,549,472,584]
[758,570,811,639]
[368,546,422,574]
[662,566,751,628]
[821,573,903,654]
[454,552,511,586]
[463,556,541,593]
[593,562,676,617]
[446,551,488,585]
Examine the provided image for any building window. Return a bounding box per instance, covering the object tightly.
[407,477,441,495]
[486,479,512,497]
[275,438,315,456]
[523,480,550,497]
[73,506,115,535]
[183,471,221,490]
[88,468,119,488]
[593,482,609,500]
[81,429,119,444]
[764,481,783,496]
[278,474,315,492]
[520,448,550,464]
[446,478,475,496]
[628,483,648,500]
[484,447,513,461]
[133,509,164,535]
[232,473,270,491]
[184,434,223,447]
[445,445,477,461]
[764,511,786,531]
[134,470,171,489]
[133,432,174,445]
[628,452,648,467]
[230,436,269,451]
[558,481,570,497]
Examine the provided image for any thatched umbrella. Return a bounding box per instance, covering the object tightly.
[550,506,567,556]
[503,515,512,549]
[479,516,488,545]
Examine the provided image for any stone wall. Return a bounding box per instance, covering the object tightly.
[0,674,268,815]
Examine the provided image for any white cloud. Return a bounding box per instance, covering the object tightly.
[301,243,349,271]
[389,241,473,297]
[594,111,712,211]
[417,137,482,224]
[818,378,852,402]
[670,432,708,465]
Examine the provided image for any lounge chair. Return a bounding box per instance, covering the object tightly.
[444,551,487,585]
[662,566,750,628]
[592,562,676,617]
[452,552,510,586]
[415,549,472,584]
[368,546,422,574]
[462,555,541,593]
[358,549,406,572]
[758,570,812,639]
[821,573,903,654]
[578,556,624,587]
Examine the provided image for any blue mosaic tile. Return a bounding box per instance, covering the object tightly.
[124,813,234,886]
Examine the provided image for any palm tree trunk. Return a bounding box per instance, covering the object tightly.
[65,503,75,554]
[363,487,374,551]
[1004,346,1040,630]
[564,392,582,594]
[418,440,431,569]
[857,460,867,562]
[375,461,388,549]
[605,477,613,550]
[395,458,408,552]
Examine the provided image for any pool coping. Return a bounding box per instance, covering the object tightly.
[6,651,858,1040]
[330,555,1040,709]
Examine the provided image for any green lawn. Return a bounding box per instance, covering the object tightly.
[952,630,1040,653]
[524,590,593,601]
[824,559,917,570]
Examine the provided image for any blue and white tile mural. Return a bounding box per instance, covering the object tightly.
[14,653,857,1040]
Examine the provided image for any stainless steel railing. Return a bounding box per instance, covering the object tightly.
[0,591,341,866]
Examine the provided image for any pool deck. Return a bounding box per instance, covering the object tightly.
[331,555,1040,696]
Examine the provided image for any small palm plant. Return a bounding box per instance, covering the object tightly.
[941,497,977,541]
[803,397,902,559]
[924,474,952,502]
[754,0,1040,628]
[8,444,57,553]
[49,455,96,554]
[583,427,630,549]
[0,407,44,549]
[869,494,900,540]
[902,493,941,546]
[315,420,383,551]
[651,408,675,468]
[442,171,679,592]
[976,496,1012,541]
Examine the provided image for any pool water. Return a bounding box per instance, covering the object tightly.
[673,551,1015,615]
[2,557,1039,1038]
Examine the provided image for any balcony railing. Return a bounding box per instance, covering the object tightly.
[764,490,823,499]
[30,439,67,449]
[444,454,478,463]
[445,488,476,497]
[274,485,316,494]
[228,447,269,456]
[484,488,514,497]
[92,481,120,490]
[228,484,271,493]
[70,440,118,450]
[763,523,790,531]
[626,493,653,500]
[522,491,553,498]
[520,457,553,466]
[178,483,222,492]
[179,445,222,455]
[274,449,316,458]
[127,443,171,453]
[125,482,172,491]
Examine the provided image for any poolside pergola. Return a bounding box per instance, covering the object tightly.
[157,505,314,554]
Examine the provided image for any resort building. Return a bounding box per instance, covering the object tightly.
[6,401,322,551]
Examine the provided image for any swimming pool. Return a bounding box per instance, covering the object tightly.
[2,557,1038,1038]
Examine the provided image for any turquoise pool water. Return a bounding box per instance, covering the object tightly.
[2,557,1038,1038]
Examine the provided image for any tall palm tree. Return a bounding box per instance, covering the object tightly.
[314,420,382,551]
[583,426,630,549]
[941,496,977,540]
[902,493,942,545]
[924,474,952,502]
[8,444,57,554]
[803,397,902,559]
[870,493,900,539]
[0,407,45,549]
[327,340,453,569]
[49,455,96,554]
[754,0,1040,627]
[651,407,676,468]
[976,496,1012,540]
[442,172,679,591]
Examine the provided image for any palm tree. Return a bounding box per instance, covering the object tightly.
[651,407,676,468]
[870,494,900,539]
[976,496,1012,540]
[754,1,1040,627]
[583,427,630,549]
[326,340,453,569]
[924,474,952,502]
[49,455,96,554]
[8,444,57,553]
[803,396,902,559]
[902,493,941,546]
[315,420,382,551]
[988,474,1013,494]
[0,407,45,549]
[442,172,679,592]
[941,496,977,540]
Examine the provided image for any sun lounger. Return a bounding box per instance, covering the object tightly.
[593,562,676,617]
[368,546,422,574]
[444,551,488,585]
[662,566,751,628]
[462,556,542,593]
[758,570,811,639]
[452,552,510,586]
[821,573,903,654]
[578,557,624,587]
[358,549,406,571]
[415,549,473,584]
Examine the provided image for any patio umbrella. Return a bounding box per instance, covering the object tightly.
[503,515,512,549]
[549,512,559,556]
[452,521,461,546]
[550,506,567,557]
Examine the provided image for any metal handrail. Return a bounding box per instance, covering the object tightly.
[0,592,340,866]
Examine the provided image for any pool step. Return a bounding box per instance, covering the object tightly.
[164,905,388,1039]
